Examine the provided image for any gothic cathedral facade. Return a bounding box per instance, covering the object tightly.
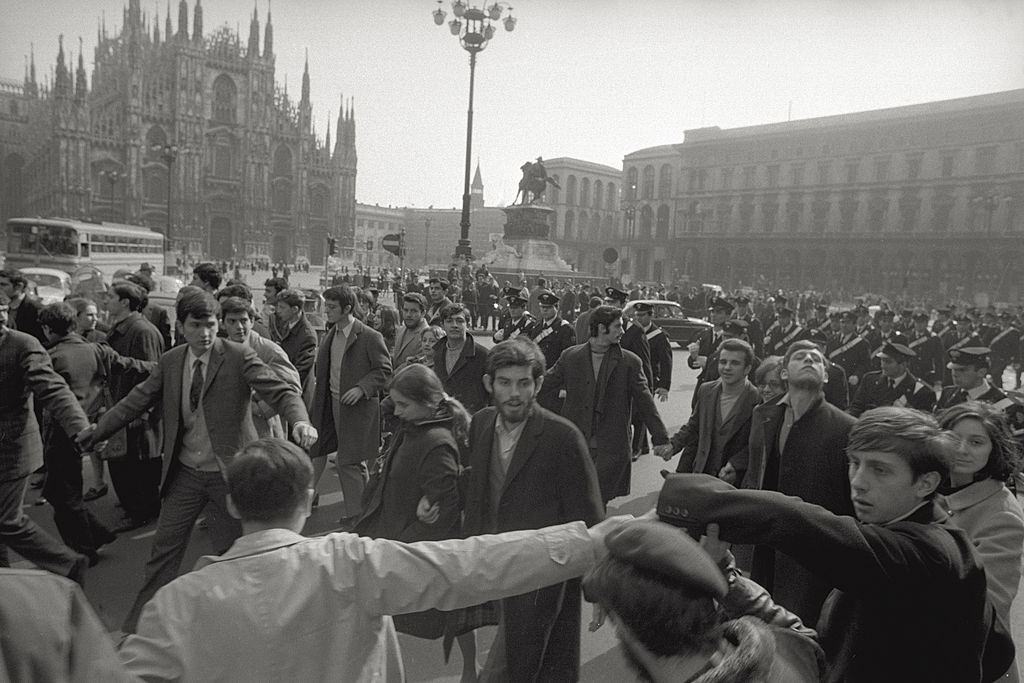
[0,0,356,267]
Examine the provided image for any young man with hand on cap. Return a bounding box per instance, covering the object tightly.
[527,290,576,371]
[765,305,806,357]
[937,347,1015,412]
[583,519,825,682]
[849,341,936,417]
[492,289,534,344]
[658,407,1014,682]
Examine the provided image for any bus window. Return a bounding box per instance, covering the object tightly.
[80,242,90,257]
[8,223,78,256]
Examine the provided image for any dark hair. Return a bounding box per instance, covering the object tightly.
[438,302,470,322]
[589,305,622,338]
[275,288,304,309]
[387,364,471,446]
[937,402,1022,483]
[323,286,356,314]
[110,281,148,312]
[486,337,546,381]
[754,355,785,386]
[219,296,256,320]
[782,339,823,367]
[39,301,77,336]
[0,269,27,290]
[227,438,313,522]
[588,296,602,310]
[719,338,755,369]
[176,290,219,323]
[848,407,957,486]
[428,277,449,290]
[125,272,154,292]
[66,296,96,316]
[192,262,223,290]
[0,292,9,306]
[402,292,427,312]
[582,556,722,659]
[217,283,253,302]
[263,277,289,294]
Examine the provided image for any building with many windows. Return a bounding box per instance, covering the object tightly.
[622,89,1024,300]
[353,203,405,270]
[543,157,622,276]
[0,0,356,267]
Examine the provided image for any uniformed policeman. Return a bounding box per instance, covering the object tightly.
[936,347,1015,412]
[942,316,984,385]
[527,290,576,370]
[827,310,872,389]
[805,303,831,337]
[906,311,945,389]
[988,313,1020,389]
[764,305,806,357]
[733,296,764,358]
[492,290,534,343]
[849,341,936,417]
[865,310,907,371]
[633,302,673,402]
[687,298,733,404]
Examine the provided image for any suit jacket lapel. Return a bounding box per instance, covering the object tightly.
[203,339,225,394]
[720,383,755,445]
[500,409,543,498]
[594,345,620,417]
[449,340,475,378]
[344,320,361,355]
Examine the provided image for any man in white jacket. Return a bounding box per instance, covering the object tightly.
[121,438,629,682]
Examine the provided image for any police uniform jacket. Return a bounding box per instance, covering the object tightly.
[826,333,871,385]
[492,312,534,344]
[936,382,1013,412]
[640,322,673,392]
[765,322,807,357]
[906,331,945,386]
[620,320,654,388]
[527,315,576,370]
[658,476,1012,683]
[848,371,936,417]
[990,327,1021,367]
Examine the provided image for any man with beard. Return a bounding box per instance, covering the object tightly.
[425,278,453,326]
[582,521,825,682]
[461,338,604,682]
[540,306,669,504]
[391,293,429,368]
[742,340,855,626]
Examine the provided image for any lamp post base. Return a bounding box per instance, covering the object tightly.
[454,239,473,260]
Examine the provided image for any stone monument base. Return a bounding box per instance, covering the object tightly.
[475,204,575,276]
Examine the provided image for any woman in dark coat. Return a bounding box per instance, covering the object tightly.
[354,364,483,681]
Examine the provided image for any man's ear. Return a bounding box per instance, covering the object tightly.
[483,374,493,396]
[914,471,942,500]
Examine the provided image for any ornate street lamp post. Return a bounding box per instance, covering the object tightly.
[152,142,180,262]
[98,169,125,222]
[432,1,516,262]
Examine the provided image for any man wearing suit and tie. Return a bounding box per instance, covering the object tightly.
[83,291,317,632]
[309,286,393,530]
[462,338,604,681]
[656,338,761,486]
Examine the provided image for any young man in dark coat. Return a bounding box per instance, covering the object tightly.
[659,407,1014,683]
[539,306,669,503]
[432,303,489,414]
[462,338,604,682]
[742,339,856,626]
[272,289,318,387]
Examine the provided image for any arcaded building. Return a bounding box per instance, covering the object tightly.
[623,89,1024,300]
[0,0,356,266]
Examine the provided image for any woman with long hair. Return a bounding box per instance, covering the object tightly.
[937,401,1024,682]
[353,363,482,681]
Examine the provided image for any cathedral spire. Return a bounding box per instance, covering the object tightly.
[325,109,331,157]
[153,3,161,44]
[192,0,202,42]
[300,48,310,104]
[165,3,172,41]
[177,0,188,41]
[247,3,260,59]
[263,1,273,57]
[55,34,71,97]
[28,43,37,95]
[334,94,344,155]
[76,37,88,100]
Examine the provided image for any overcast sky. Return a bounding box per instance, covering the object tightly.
[3,0,1023,208]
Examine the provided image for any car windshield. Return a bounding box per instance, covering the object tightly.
[27,274,65,289]
[653,304,681,318]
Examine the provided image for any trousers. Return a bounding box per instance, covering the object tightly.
[0,474,82,577]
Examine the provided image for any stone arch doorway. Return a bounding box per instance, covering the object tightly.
[209,216,233,260]
[272,234,289,264]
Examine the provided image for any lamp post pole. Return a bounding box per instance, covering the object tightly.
[424,217,431,266]
[433,1,516,263]
[153,143,180,269]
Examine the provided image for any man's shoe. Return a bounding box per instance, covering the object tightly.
[83,484,108,502]
[112,516,155,534]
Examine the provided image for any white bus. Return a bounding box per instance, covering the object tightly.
[3,217,166,279]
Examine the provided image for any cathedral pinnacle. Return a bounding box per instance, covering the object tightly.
[76,36,88,99]
[193,0,203,42]
[264,1,273,57]
[177,0,188,41]
[300,48,310,104]
[247,3,260,59]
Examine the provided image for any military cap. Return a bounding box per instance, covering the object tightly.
[506,294,528,307]
[722,319,749,336]
[875,309,895,320]
[139,262,154,273]
[772,295,788,305]
[537,291,560,306]
[840,310,858,323]
[912,311,930,322]
[602,521,727,600]
[734,295,751,306]
[807,329,830,347]
[777,306,794,317]
[708,299,735,314]
[855,305,870,316]
[876,341,916,362]
[947,347,991,369]
[900,309,914,318]
[502,286,524,299]
[633,302,654,313]
[605,286,628,303]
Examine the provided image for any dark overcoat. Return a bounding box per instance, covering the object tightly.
[432,339,490,414]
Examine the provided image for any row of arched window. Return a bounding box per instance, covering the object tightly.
[625,164,673,201]
[551,175,618,211]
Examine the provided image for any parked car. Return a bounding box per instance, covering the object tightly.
[21,267,72,305]
[622,299,713,348]
[149,275,184,311]
[298,288,327,339]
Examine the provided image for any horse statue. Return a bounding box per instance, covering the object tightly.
[513,157,561,205]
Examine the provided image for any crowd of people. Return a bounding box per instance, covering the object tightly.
[2,259,1024,681]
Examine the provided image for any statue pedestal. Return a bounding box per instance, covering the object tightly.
[475,204,575,276]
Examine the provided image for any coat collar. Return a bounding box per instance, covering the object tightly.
[500,407,546,497]
[195,528,307,569]
[939,478,1007,514]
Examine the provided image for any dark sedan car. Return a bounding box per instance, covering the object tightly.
[623,299,712,348]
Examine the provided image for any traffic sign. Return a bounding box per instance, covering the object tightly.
[381,233,403,256]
